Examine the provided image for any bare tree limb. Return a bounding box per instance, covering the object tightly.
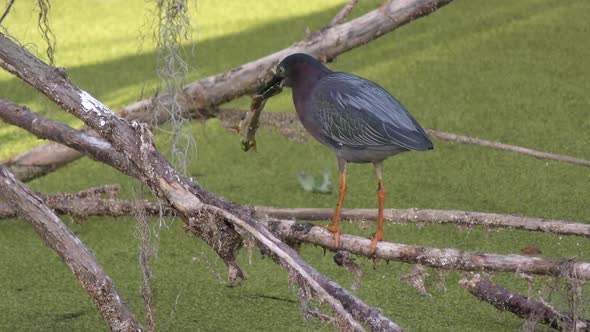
[460,273,589,331]
[255,206,590,238]
[263,218,590,280]
[1,0,455,182]
[0,167,143,332]
[4,189,589,280]
[3,196,588,238]
[0,196,171,219]
[0,33,406,331]
[0,100,141,179]
[426,129,590,168]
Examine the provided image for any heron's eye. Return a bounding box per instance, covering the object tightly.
[277,66,286,75]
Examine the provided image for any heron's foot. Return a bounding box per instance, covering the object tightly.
[369,231,383,256]
[325,223,341,248]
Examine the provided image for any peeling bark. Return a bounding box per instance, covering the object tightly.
[263,219,590,280]
[1,0,455,182]
[460,274,589,331]
[0,168,143,332]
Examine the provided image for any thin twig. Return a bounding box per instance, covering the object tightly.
[426,129,590,167]
[218,109,590,168]
[0,0,15,26]
[329,0,360,27]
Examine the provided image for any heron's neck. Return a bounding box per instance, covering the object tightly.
[291,68,330,110]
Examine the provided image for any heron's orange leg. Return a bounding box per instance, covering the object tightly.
[370,162,385,255]
[326,159,346,248]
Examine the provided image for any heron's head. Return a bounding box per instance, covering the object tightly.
[258,53,330,95]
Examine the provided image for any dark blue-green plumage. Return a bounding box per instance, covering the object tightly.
[258,52,433,252]
[275,53,432,163]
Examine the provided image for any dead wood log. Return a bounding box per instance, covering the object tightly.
[0,33,405,332]
[1,0,454,182]
[0,167,143,332]
[263,219,590,280]
[254,206,590,238]
[460,274,589,331]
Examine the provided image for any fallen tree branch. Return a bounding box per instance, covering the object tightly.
[218,109,590,168]
[460,273,589,331]
[3,193,589,280]
[0,30,409,331]
[2,0,455,182]
[0,167,143,332]
[254,206,590,237]
[263,219,590,280]
[3,197,588,238]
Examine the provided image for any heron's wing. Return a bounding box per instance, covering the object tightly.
[311,72,432,151]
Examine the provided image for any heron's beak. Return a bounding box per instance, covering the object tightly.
[257,74,283,97]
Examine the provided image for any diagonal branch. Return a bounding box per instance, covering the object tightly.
[1,0,455,182]
[0,167,143,332]
[0,33,407,331]
[0,100,140,178]
[0,0,15,26]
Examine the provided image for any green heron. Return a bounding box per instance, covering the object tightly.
[259,53,433,254]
